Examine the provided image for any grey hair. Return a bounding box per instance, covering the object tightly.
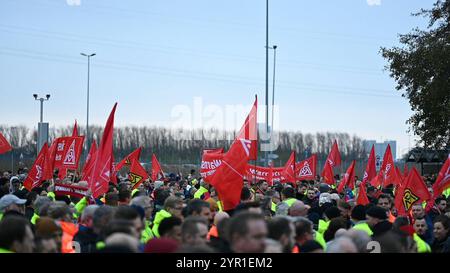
[81,205,100,222]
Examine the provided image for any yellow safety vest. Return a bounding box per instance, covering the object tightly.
[352,222,373,236]
[194,186,209,199]
[413,233,431,253]
[284,198,297,207]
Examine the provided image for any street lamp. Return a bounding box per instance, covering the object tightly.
[267,45,277,161]
[80,52,96,155]
[264,0,270,166]
[33,94,51,154]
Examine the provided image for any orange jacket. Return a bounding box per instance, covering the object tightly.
[60,221,79,253]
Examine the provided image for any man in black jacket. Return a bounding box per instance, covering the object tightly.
[366,206,392,238]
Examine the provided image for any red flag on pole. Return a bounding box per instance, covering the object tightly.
[356,181,370,206]
[403,164,409,178]
[394,167,431,216]
[151,154,164,181]
[23,143,52,190]
[281,151,296,182]
[362,145,377,184]
[200,149,224,183]
[128,158,149,189]
[52,136,85,170]
[116,147,142,171]
[81,140,97,182]
[327,140,342,167]
[88,103,117,198]
[235,97,258,160]
[432,154,450,199]
[379,144,399,187]
[337,160,356,193]
[322,160,335,185]
[72,120,79,137]
[211,97,257,210]
[295,154,317,181]
[0,132,12,154]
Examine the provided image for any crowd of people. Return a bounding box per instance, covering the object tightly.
[0,168,449,253]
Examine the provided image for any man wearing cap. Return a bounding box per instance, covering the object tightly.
[366,206,393,238]
[0,194,27,220]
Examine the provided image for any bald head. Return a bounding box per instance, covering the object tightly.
[288,201,309,217]
[213,211,230,226]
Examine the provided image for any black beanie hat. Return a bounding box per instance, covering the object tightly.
[351,205,367,221]
[366,206,388,220]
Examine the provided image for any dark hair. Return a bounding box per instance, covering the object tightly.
[0,215,30,250]
[105,193,119,206]
[393,216,410,231]
[114,206,140,221]
[158,216,182,237]
[118,189,131,202]
[240,187,252,201]
[434,215,450,230]
[217,217,230,241]
[186,199,210,216]
[377,194,392,204]
[324,217,348,242]
[324,206,341,220]
[300,240,323,253]
[435,197,446,204]
[351,205,367,221]
[338,200,351,210]
[234,201,261,215]
[267,216,292,241]
[155,189,171,206]
[181,216,208,241]
[228,212,265,239]
[295,217,313,239]
[281,187,296,199]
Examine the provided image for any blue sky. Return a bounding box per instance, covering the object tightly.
[0,0,435,158]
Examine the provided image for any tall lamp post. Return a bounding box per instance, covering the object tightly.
[80,53,96,155]
[268,45,277,161]
[264,0,269,166]
[33,93,50,154]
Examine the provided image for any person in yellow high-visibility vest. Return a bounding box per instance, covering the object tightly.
[130,195,155,243]
[350,205,373,236]
[194,181,210,199]
[152,196,184,237]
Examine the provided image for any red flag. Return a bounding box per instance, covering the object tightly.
[362,145,377,184]
[395,166,404,184]
[0,132,12,154]
[432,154,450,199]
[403,164,409,178]
[81,140,97,181]
[151,154,164,181]
[295,154,317,181]
[116,147,142,171]
[379,144,399,187]
[281,152,296,182]
[322,160,335,185]
[212,139,251,210]
[52,136,85,170]
[72,120,79,137]
[326,140,342,167]
[337,160,356,193]
[235,97,258,160]
[23,143,52,190]
[394,167,431,216]
[88,103,117,198]
[321,140,341,185]
[211,97,257,210]
[128,158,149,189]
[356,181,370,206]
[200,149,224,183]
